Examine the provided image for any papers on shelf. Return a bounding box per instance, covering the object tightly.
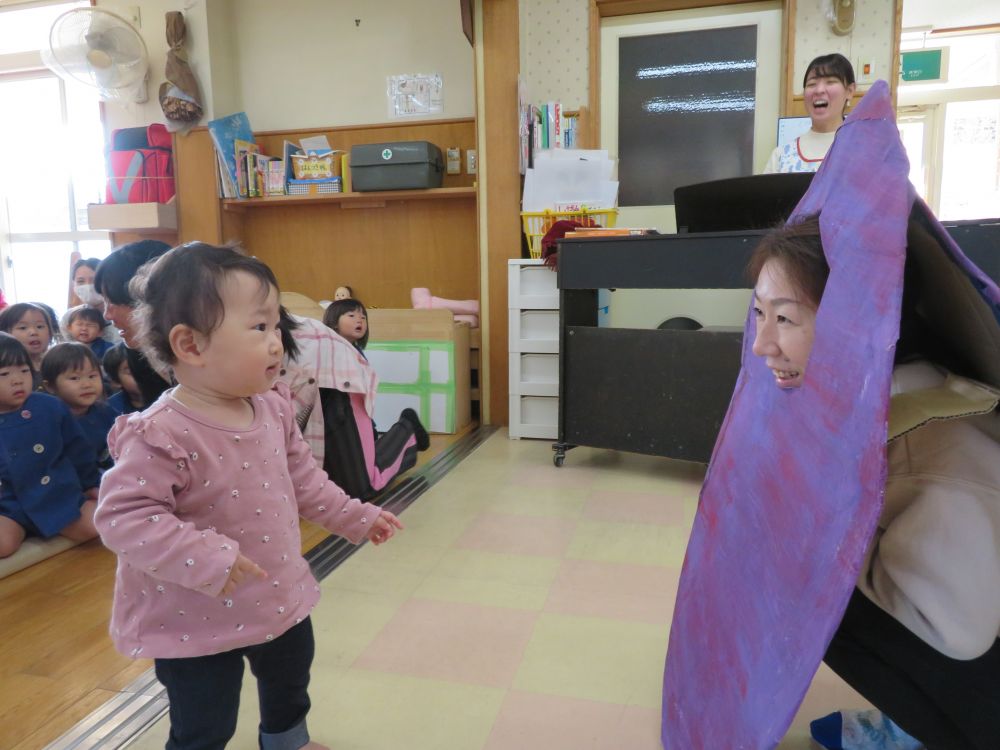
[522,149,619,212]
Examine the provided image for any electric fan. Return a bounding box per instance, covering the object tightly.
[41,8,149,102]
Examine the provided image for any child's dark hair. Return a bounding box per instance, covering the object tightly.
[0,332,34,373]
[803,53,856,89]
[94,240,172,306]
[102,344,128,385]
[41,342,101,386]
[67,306,108,330]
[0,302,56,337]
[323,298,369,349]
[131,242,282,366]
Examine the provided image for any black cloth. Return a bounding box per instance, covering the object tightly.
[153,617,314,750]
[319,387,417,501]
[824,588,1000,750]
[122,344,171,405]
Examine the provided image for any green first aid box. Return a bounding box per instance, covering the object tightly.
[350,141,444,191]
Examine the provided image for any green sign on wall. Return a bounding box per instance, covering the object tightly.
[901,49,944,83]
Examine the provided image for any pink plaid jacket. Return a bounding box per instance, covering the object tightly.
[279,315,378,464]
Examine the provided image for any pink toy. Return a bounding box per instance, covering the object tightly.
[410,287,479,328]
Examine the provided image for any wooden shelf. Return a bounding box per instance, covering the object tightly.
[87,202,177,231]
[222,186,476,212]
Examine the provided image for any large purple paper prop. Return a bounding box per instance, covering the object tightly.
[661,80,999,749]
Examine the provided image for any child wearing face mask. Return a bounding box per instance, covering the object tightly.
[42,343,118,472]
[0,334,100,558]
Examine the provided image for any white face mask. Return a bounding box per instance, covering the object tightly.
[74,283,104,307]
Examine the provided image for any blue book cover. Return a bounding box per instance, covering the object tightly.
[207,112,254,198]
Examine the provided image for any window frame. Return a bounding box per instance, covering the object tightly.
[0,0,110,305]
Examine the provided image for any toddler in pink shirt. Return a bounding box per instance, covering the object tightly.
[95,243,402,750]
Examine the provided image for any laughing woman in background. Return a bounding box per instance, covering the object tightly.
[763,54,856,174]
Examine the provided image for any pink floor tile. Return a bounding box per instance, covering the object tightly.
[582,490,690,526]
[353,598,538,688]
[483,690,626,750]
[456,513,578,557]
[544,560,680,624]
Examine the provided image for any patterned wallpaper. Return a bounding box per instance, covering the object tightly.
[793,0,895,94]
[519,0,897,103]
[519,0,590,109]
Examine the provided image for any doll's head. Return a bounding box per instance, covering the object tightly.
[322,298,369,349]
[333,285,353,301]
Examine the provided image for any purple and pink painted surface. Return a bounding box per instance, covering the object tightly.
[661,80,1000,749]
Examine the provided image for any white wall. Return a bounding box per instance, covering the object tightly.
[791,0,895,95]
[96,0,214,132]
[225,0,474,130]
[99,0,474,134]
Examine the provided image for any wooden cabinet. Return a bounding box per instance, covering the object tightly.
[173,118,479,309]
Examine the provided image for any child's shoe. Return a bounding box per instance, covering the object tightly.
[401,408,430,450]
[811,709,924,750]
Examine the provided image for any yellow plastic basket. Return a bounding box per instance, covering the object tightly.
[520,207,618,259]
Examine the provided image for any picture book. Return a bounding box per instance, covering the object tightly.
[234,138,259,198]
[207,112,254,198]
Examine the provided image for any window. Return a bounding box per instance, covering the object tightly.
[0,0,110,314]
[898,31,1000,220]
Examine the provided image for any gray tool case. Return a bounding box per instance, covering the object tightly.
[350,141,444,191]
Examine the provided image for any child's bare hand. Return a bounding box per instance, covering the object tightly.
[219,553,267,597]
[367,510,403,545]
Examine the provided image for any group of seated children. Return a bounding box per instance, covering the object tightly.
[0,287,145,559]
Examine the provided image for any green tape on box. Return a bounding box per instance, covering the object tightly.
[366,340,456,432]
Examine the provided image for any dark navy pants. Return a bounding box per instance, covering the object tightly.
[153,617,314,750]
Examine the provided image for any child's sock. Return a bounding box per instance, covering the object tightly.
[811,709,924,750]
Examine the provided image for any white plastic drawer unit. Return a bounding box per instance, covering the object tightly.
[508,395,558,439]
[509,309,559,353]
[519,353,558,384]
[509,353,558,398]
[508,260,558,309]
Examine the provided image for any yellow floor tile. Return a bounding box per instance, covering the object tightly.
[513,612,668,707]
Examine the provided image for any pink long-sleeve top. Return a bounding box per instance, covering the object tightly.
[95,383,379,659]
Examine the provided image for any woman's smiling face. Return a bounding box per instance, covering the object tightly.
[751,258,818,389]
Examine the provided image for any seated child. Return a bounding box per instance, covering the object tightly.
[314,298,429,500]
[0,333,100,558]
[0,302,55,388]
[102,344,145,415]
[42,343,118,472]
[65,305,114,360]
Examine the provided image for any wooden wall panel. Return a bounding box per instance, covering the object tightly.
[239,198,478,306]
[173,129,224,245]
[254,119,477,190]
[173,119,479,309]
[482,0,521,425]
